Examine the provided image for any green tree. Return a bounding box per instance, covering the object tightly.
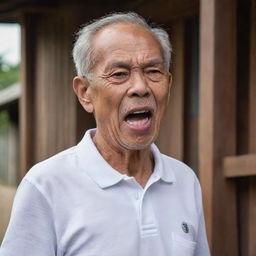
[0,55,19,90]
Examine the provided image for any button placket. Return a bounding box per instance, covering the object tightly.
[139,188,158,238]
[123,175,159,238]
[123,178,144,226]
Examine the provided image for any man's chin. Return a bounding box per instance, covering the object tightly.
[118,137,155,151]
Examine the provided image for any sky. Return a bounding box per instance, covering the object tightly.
[0,23,20,65]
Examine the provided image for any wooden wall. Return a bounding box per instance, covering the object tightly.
[20,7,97,174]
[33,11,77,161]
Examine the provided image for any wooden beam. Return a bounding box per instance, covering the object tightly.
[199,0,238,254]
[0,83,20,110]
[133,0,199,22]
[223,154,256,178]
[0,1,54,13]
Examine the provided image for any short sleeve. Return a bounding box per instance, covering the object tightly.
[0,179,57,256]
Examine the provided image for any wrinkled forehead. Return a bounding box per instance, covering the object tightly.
[91,22,164,69]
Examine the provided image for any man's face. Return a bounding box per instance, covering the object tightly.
[85,23,171,150]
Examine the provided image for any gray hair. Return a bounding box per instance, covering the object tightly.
[72,12,172,79]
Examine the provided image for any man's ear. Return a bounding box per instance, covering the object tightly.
[73,76,94,113]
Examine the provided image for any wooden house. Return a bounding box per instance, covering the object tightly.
[0,0,255,255]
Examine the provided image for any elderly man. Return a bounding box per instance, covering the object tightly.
[0,12,210,256]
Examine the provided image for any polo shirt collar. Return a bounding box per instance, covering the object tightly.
[76,129,176,189]
[151,144,176,184]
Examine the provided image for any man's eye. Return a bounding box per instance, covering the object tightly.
[106,71,129,84]
[145,69,164,81]
[111,72,129,78]
[147,69,161,74]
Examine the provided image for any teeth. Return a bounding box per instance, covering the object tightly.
[127,117,149,126]
[132,110,148,114]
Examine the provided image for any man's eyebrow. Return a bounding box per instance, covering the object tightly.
[104,61,131,72]
[142,59,165,68]
[104,59,165,72]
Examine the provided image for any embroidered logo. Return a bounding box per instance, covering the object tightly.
[181,222,189,233]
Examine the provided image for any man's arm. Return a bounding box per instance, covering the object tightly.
[0,179,57,256]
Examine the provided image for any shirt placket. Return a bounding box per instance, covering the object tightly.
[125,174,160,238]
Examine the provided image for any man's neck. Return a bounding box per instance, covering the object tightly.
[92,132,154,188]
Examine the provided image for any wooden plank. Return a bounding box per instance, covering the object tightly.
[223,154,256,177]
[199,0,215,247]
[199,0,238,254]
[156,21,184,160]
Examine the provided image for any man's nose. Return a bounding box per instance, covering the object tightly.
[127,70,150,97]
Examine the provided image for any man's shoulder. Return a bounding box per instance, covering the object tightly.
[24,146,78,184]
[160,152,197,181]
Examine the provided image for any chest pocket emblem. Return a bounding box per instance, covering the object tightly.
[181,222,189,234]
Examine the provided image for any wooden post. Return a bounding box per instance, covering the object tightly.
[249,0,256,154]
[19,14,37,179]
[199,0,238,254]
[248,1,256,254]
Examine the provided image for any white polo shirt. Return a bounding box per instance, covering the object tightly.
[0,129,210,256]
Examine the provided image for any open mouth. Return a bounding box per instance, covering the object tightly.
[124,110,152,128]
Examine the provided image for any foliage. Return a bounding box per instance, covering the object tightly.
[0,55,19,90]
[0,54,18,130]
